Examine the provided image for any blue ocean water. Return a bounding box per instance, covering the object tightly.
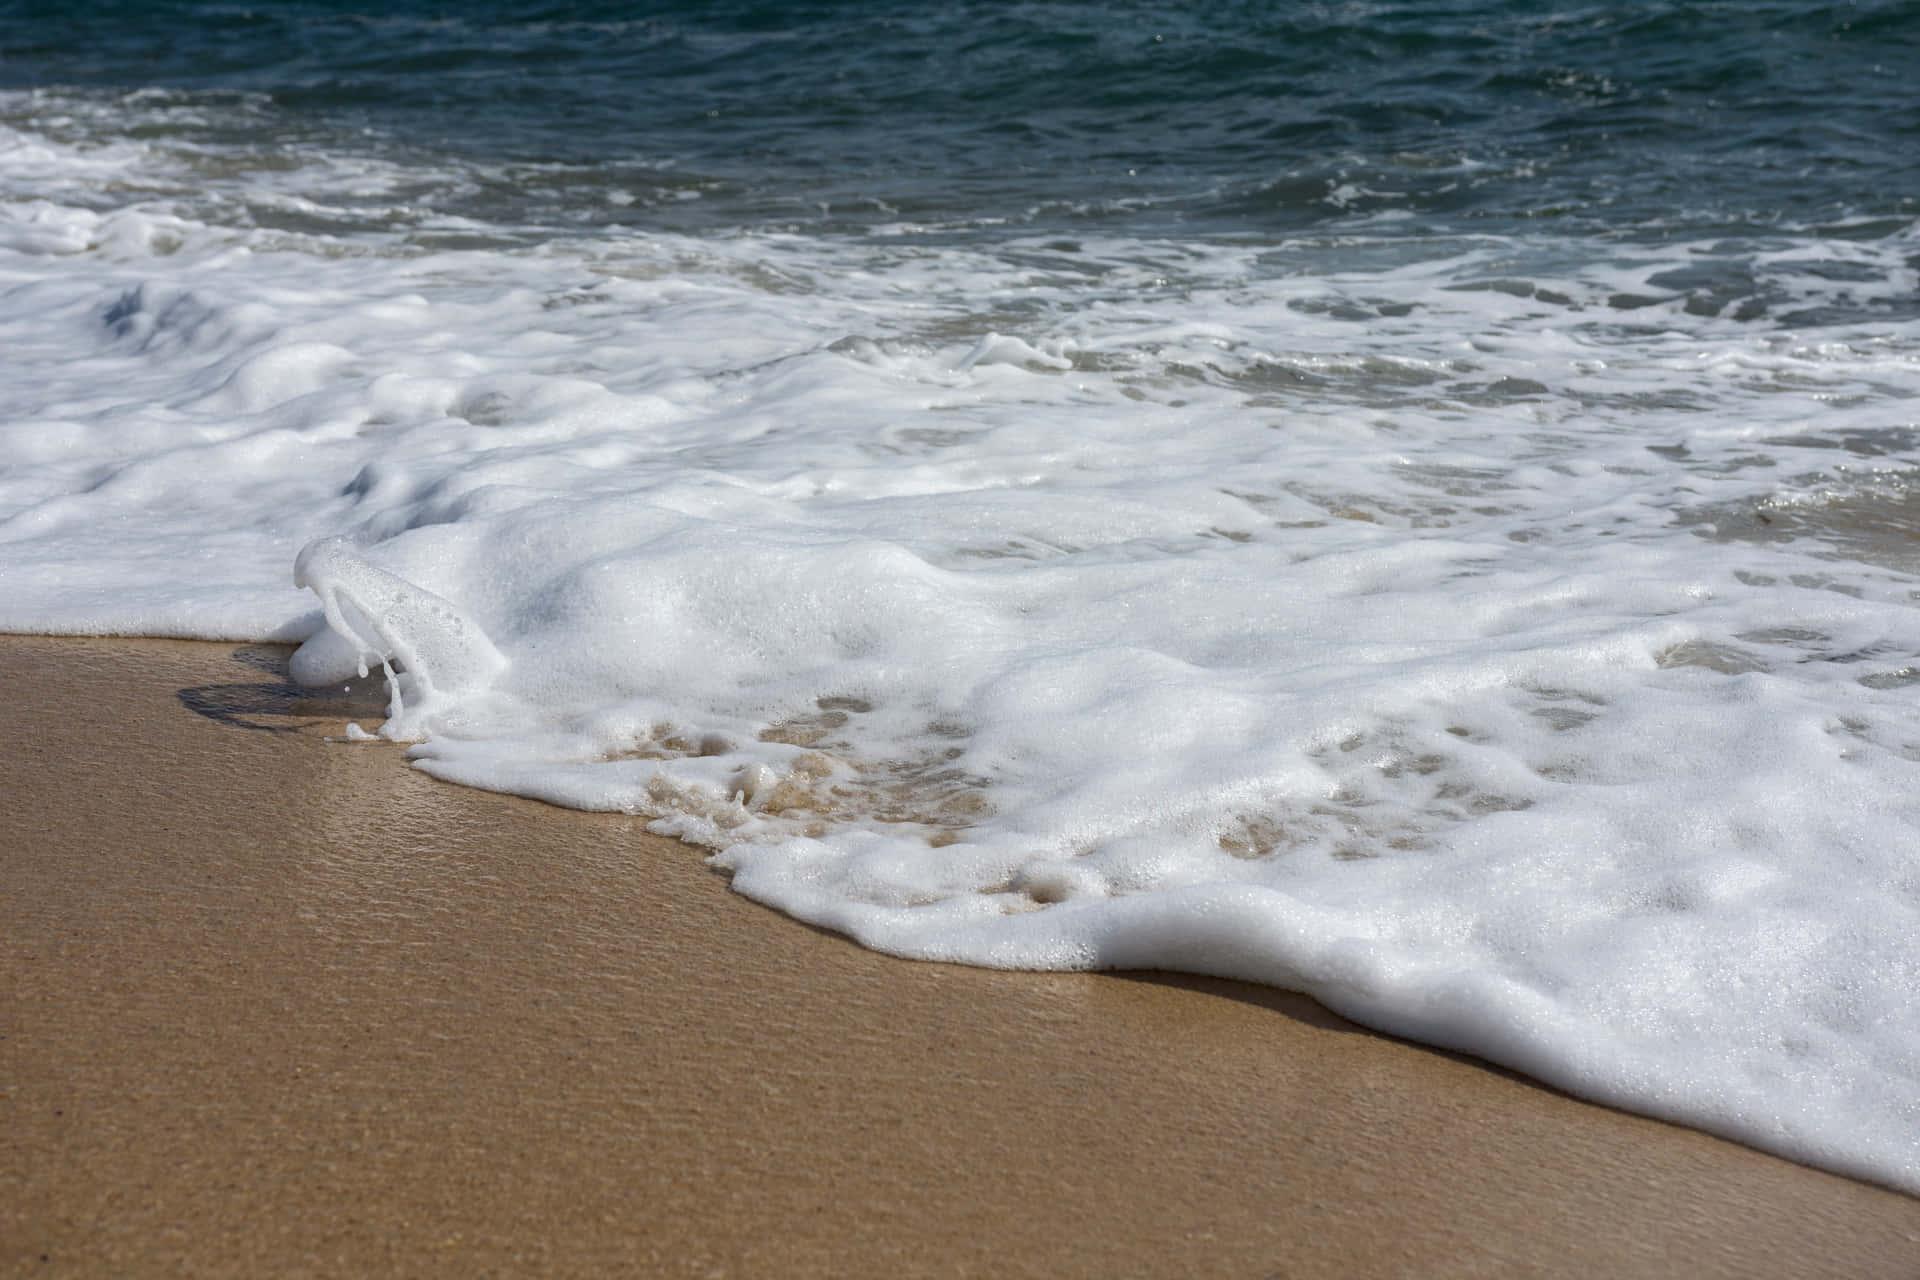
[5,1,1917,252]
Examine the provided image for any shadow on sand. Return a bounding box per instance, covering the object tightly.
[175,644,389,733]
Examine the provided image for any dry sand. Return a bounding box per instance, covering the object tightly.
[2,635,1915,1277]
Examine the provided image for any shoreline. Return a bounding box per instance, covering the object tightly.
[3,634,1915,1276]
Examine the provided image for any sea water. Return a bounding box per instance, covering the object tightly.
[2,2,1917,1192]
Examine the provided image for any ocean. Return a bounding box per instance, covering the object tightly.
[2,1,1917,1192]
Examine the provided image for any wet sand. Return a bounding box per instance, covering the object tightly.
[2,635,1915,1277]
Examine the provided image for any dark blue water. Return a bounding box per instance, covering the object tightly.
[3,1,1916,241]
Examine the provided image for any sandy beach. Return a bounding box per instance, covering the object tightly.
[1,634,1914,1277]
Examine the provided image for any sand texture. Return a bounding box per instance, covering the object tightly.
[2,636,1915,1277]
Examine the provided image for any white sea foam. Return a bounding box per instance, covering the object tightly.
[3,111,1918,1192]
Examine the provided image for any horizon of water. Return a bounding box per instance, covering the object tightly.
[2,1,1918,1193]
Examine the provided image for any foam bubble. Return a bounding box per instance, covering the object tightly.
[291,537,508,738]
